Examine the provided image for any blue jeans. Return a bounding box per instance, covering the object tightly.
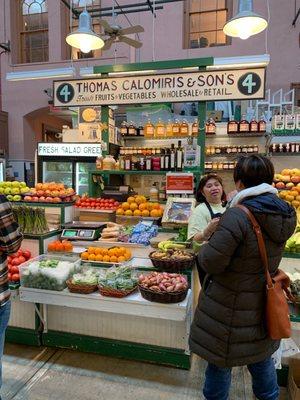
[0,301,11,397]
[203,357,279,400]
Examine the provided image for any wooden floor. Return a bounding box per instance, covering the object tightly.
[2,343,287,399]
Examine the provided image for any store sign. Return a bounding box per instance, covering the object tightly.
[53,68,266,107]
[37,143,102,157]
[166,173,194,194]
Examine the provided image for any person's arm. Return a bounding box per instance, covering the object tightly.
[193,218,220,242]
[198,208,246,275]
[0,197,23,255]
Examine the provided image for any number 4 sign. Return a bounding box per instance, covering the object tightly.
[238,72,261,96]
[56,83,75,103]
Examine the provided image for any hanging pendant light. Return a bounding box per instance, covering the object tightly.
[66,9,104,53]
[223,0,268,40]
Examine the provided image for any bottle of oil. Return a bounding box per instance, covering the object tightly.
[249,117,258,134]
[144,119,154,138]
[120,121,128,136]
[172,119,180,137]
[155,118,165,138]
[205,118,216,135]
[258,115,267,133]
[180,120,189,137]
[127,121,137,136]
[192,118,199,137]
[166,120,173,137]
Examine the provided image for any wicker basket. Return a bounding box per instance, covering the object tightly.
[139,285,188,303]
[149,251,195,272]
[66,279,98,294]
[98,285,137,298]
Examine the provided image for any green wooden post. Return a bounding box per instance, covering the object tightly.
[198,101,206,177]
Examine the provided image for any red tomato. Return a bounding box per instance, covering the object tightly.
[18,256,26,264]
[22,250,31,260]
[8,273,11,281]
[109,199,114,203]
[12,258,21,266]
[90,202,96,207]
[114,201,119,207]
[11,266,19,274]
[11,273,20,282]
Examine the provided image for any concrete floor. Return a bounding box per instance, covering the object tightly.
[1,343,287,400]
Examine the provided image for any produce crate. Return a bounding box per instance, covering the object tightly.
[76,208,116,223]
[20,254,81,291]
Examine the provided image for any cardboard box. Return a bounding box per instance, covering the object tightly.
[288,354,300,400]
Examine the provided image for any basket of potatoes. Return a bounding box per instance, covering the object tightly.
[138,272,188,303]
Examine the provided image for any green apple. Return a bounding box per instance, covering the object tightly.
[0,182,4,187]
[19,182,27,188]
[4,188,11,195]
[13,195,21,202]
[11,181,20,188]
[6,195,13,201]
[0,187,4,195]
[20,187,29,194]
[11,188,20,195]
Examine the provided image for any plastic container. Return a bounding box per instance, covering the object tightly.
[20,254,81,291]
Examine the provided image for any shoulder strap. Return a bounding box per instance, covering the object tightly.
[204,201,215,219]
[236,204,274,289]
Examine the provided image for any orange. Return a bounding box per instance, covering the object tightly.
[95,248,102,255]
[130,202,138,211]
[108,248,116,256]
[142,209,150,217]
[118,256,126,263]
[150,209,159,218]
[103,255,110,262]
[116,208,124,215]
[88,254,96,261]
[134,196,144,205]
[124,251,131,261]
[114,248,122,257]
[133,209,142,216]
[119,247,126,255]
[121,202,130,210]
[152,202,160,210]
[102,248,108,256]
[110,255,118,263]
[147,203,155,211]
[88,247,95,254]
[127,196,135,204]
[81,252,89,260]
[139,203,147,211]
[95,254,103,262]
[125,209,133,216]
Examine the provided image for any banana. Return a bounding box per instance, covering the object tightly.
[158,241,173,251]
[164,243,186,250]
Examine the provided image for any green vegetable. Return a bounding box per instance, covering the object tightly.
[98,266,137,290]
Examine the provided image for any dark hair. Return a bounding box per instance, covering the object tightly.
[196,173,226,203]
[233,155,274,188]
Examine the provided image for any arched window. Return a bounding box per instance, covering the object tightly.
[20,0,48,63]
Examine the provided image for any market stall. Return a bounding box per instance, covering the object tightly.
[4,56,300,372]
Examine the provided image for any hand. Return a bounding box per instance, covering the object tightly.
[204,218,220,239]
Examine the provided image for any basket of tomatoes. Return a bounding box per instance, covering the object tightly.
[47,240,73,253]
[8,249,32,283]
[75,197,120,211]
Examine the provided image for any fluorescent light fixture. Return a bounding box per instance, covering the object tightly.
[206,54,270,70]
[108,70,156,77]
[6,67,75,81]
[223,0,268,40]
[66,9,104,53]
[80,67,102,77]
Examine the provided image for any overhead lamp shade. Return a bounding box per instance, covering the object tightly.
[223,0,268,40]
[66,9,104,53]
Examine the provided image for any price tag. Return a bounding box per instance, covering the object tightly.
[141,219,154,227]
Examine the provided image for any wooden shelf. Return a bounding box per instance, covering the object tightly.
[91,169,202,176]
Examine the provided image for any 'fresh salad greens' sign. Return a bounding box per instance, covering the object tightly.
[54,68,265,107]
[38,143,102,157]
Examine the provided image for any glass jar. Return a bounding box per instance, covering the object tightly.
[102,155,116,170]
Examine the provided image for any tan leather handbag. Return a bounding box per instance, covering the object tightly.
[237,204,294,340]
